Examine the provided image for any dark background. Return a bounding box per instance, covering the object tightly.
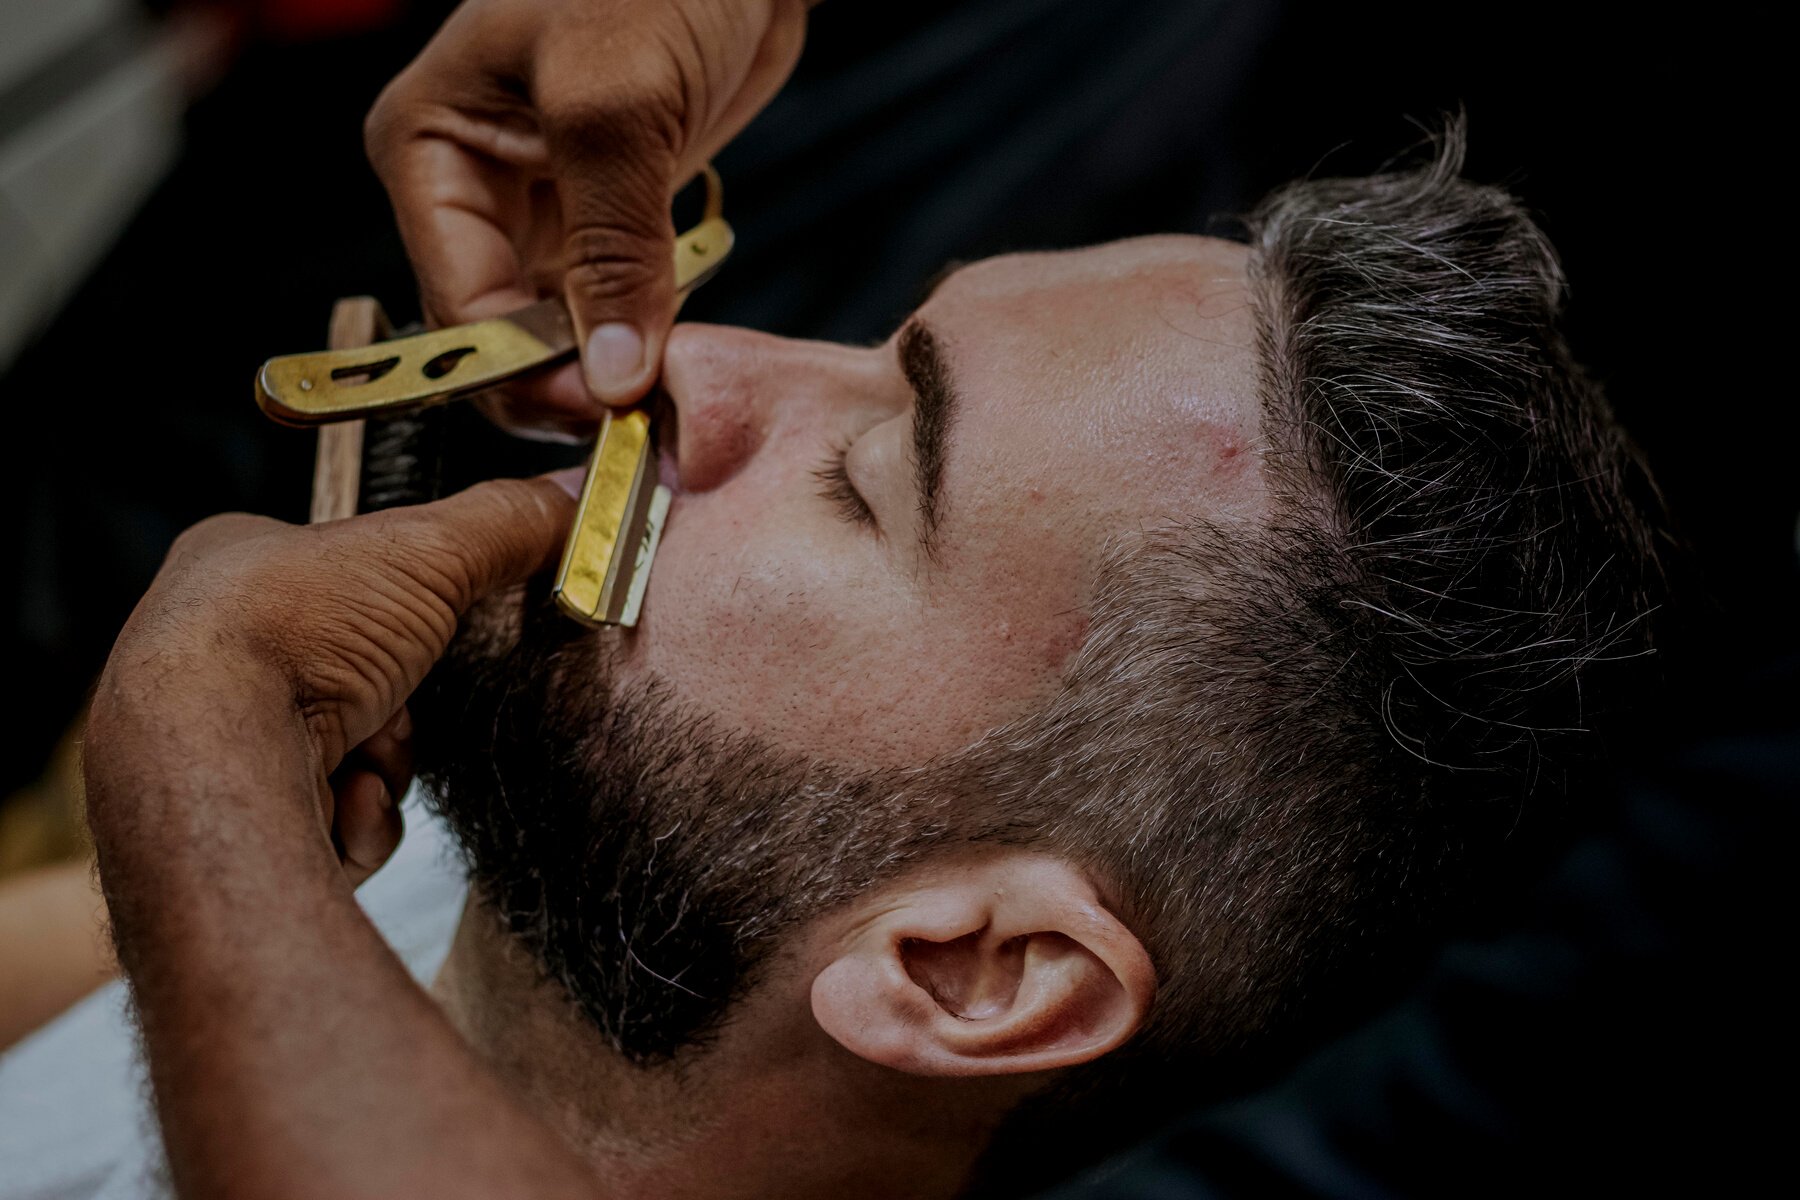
[6,1,1787,781]
[3,1,1790,1192]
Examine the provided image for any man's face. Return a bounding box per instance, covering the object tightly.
[418,234,1270,1062]
[624,234,1268,766]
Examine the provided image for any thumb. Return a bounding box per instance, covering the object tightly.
[380,475,578,614]
[552,116,681,408]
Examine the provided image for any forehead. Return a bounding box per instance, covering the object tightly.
[922,235,1269,554]
[930,233,1252,323]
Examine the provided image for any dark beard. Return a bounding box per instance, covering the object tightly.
[410,583,935,1063]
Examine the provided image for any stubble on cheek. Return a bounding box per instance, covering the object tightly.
[639,566,914,760]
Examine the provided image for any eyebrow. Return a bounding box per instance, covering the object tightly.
[898,319,959,561]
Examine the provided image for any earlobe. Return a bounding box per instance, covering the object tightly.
[810,854,1154,1077]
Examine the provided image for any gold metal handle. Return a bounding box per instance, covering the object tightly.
[254,167,734,426]
[257,301,573,426]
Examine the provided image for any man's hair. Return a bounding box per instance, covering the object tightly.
[967,129,1665,1065]
[964,128,1668,1190]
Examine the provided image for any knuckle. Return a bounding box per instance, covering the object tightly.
[545,93,683,162]
[367,514,481,615]
[468,476,543,528]
[470,478,557,553]
[556,137,672,230]
[164,512,268,565]
[362,72,416,168]
[562,231,672,307]
[536,48,687,155]
[362,105,395,168]
[163,524,207,562]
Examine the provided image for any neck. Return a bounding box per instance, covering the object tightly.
[431,899,1013,1200]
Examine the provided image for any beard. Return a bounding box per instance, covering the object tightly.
[409,582,953,1064]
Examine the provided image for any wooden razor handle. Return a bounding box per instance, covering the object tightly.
[309,297,393,524]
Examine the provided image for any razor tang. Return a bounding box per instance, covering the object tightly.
[256,301,576,426]
[254,166,732,426]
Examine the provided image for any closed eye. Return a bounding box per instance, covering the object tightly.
[813,440,876,528]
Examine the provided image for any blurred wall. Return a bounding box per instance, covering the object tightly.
[0,0,183,374]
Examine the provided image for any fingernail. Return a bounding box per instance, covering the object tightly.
[548,466,586,501]
[584,323,644,397]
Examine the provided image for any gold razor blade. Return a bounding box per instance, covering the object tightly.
[552,407,669,627]
[253,167,733,630]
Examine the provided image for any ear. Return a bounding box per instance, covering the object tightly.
[809,852,1155,1077]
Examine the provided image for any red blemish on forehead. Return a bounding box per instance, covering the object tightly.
[1196,422,1250,478]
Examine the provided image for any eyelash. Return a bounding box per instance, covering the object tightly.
[812,440,876,527]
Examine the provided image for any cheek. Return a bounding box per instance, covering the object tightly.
[633,501,858,685]
[622,503,1088,767]
[623,504,922,760]
[966,582,1092,689]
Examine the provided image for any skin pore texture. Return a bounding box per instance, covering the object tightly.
[419,234,1268,1198]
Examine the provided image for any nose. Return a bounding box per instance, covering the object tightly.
[659,323,879,493]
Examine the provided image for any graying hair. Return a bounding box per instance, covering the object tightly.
[964,126,1667,1074]
[961,128,1668,1192]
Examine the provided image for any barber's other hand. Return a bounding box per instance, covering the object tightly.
[365,0,809,436]
[88,478,574,885]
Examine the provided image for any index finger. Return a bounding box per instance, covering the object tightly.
[385,134,544,325]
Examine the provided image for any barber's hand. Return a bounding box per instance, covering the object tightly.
[365,0,809,436]
[86,479,605,1200]
[89,478,574,887]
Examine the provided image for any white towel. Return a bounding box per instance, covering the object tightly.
[0,788,468,1200]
